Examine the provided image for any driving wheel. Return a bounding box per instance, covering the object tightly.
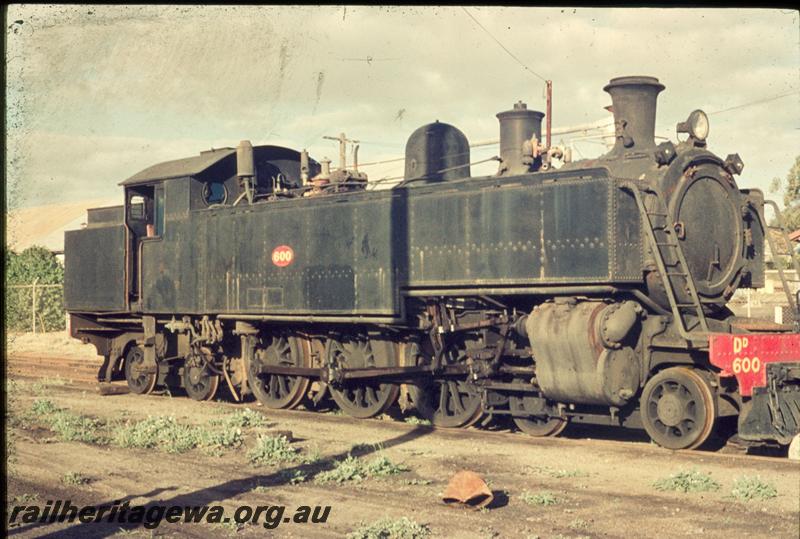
[247,335,310,409]
[327,336,399,418]
[640,367,717,450]
[405,341,484,428]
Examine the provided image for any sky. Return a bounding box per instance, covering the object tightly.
[5,5,799,210]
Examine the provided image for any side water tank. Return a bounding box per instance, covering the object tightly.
[403,121,470,183]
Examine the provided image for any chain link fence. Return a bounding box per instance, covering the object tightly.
[6,282,66,333]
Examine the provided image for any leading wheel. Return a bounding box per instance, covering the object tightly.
[640,367,717,450]
[247,335,310,409]
[406,342,484,429]
[509,388,568,437]
[327,336,399,419]
[182,351,220,401]
[124,344,157,395]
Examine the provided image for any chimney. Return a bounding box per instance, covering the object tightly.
[496,101,544,176]
[603,76,664,154]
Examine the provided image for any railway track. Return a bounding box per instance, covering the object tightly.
[6,353,792,463]
[6,353,102,384]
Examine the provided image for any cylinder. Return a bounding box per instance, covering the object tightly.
[496,101,544,176]
[404,121,470,183]
[236,140,255,177]
[603,76,664,153]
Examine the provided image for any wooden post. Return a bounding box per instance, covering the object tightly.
[31,279,38,334]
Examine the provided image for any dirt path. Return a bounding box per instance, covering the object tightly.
[5,377,799,539]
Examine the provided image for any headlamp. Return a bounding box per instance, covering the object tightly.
[676,109,709,141]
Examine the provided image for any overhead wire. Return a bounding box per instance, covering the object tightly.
[460,7,548,83]
[707,89,800,116]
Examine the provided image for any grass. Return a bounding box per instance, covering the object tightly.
[253,469,309,490]
[280,469,308,485]
[568,519,590,531]
[315,454,409,484]
[247,434,298,465]
[402,478,433,486]
[520,490,558,506]
[549,468,587,478]
[366,455,410,477]
[527,465,588,478]
[346,517,431,539]
[31,398,59,416]
[730,476,778,501]
[653,470,721,493]
[403,416,432,426]
[112,415,243,454]
[29,399,104,444]
[6,381,21,475]
[211,408,269,429]
[61,471,90,486]
[10,493,40,504]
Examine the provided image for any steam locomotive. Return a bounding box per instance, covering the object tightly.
[65,76,800,451]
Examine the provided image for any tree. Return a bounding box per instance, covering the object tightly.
[5,246,65,332]
[773,155,800,230]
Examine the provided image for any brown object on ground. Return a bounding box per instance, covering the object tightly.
[442,470,494,509]
[97,383,130,396]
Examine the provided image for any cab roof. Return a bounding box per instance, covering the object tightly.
[119,147,235,186]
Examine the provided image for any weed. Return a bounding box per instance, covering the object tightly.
[404,416,432,426]
[654,470,720,493]
[730,476,778,501]
[568,519,589,531]
[346,517,431,539]
[41,376,68,387]
[528,465,587,478]
[61,471,90,486]
[217,518,246,536]
[213,408,268,429]
[366,455,410,477]
[402,478,433,486]
[31,398,59,416]
[316,455,366,484]
[11,493,40,504]
[49,411,103,444]
[302,444,322,464]
[110,528,150,537]
[520,490,558,506]
[200,427,244,454]
[316,454,409,484]
[549,468,587,478]
[247,435,298,465]
[113,416,198,453]
[26,399,103,444]
[279,469,308,485]
[30,399,102,444]
[112,415,243,454]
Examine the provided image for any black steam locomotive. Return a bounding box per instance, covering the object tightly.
[65,76,800,451]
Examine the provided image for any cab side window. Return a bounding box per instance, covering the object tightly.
[127,184,164,238]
